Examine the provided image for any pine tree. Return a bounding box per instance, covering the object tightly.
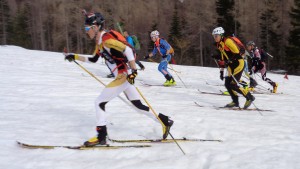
[0,0,10,45]
[168,3,191,64]
[286,0,300,74]
[168,4,182,46]
[215,0,240,36]
[10,6,32,49]
[259,1,281,70]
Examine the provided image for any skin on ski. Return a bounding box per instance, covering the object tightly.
[109,137,222,143]
[140,81,185,88]
[216,107,273,112]
[17,141,150,150]
[141,83,177,87]
[198,89,228,96]
[194,102,273,112]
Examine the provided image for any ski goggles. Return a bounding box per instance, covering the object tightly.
[85,25,94,32]
[213,34,221,38]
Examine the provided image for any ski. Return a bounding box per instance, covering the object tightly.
[108,137,222,143]
[17,141,150,150]
[205,81,223,87]
[194,101,204,107]
[198,89,228,96]
[251,90,284,95]
[215,107,273,112]
[140,81,182,88]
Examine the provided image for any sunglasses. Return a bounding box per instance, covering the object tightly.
[85,25,94,32]
[213,34,220,38]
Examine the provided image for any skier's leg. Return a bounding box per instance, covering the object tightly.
[95,73,129,126]
[123,85,159,122]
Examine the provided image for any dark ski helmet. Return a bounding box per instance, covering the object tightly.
[85,12,105,29]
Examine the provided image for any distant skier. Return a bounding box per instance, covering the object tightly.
[211,27,255,109]
[246,41,278,93]
[144,30,176,86]
[123,30,145,70]
[64,12,173,146]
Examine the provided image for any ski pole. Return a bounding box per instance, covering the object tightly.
[135,87,186,155]
[73,60,106,86]
[149,58,186,88]
[70,58,186,154]
[266,52,274,58]
[168,63,188,88]
[231,75,263,116]
[148,58,187,88]
[70,60,141,111]
[254,73,273,92]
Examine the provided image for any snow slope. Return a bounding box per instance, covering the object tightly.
[1,45,300,169]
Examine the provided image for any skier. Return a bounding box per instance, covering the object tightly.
[64,12,173,146]
[211,27,255,109]
[144,30,176,86]
[246,41,278,93]
[123,30,145,70]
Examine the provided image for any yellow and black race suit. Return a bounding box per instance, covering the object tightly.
[217,38,250,103]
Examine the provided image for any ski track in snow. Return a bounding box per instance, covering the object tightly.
[1,45,300,169]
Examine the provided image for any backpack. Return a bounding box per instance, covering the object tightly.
[259,48,267,62]
[154,38,175,55]
[102,29,137,63]
[131,35,141,50]
[107,30,128,45]
[224,36,246,56]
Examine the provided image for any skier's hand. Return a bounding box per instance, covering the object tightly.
[65,54,77,62]
[127,69,138,84]
[218,60,225,68]
[220,70,224,81]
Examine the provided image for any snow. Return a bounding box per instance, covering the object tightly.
[1,45,300,169]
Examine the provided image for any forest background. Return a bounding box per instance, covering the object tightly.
[1,0,300,75]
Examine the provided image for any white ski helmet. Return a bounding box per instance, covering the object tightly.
[212,27,225,35]
[150,30,160,37]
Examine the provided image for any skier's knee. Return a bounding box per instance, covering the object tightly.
[224,77,231,88]
[158,66,163,72]
[131,100,149,111]
[99,102,108,111]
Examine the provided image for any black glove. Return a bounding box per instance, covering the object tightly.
[220,71,224,81]
[144,55,150,60]
[127,69,138,84]
[65,54,76,62]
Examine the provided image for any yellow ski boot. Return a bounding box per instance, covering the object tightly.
[272,83,278,93]
[163,78,176,86]
[84,126,107,147]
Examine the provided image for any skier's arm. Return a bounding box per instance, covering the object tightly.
[225,38,240,55]
[65,45,100,63]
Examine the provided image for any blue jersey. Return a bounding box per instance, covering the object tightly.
[152,38,171,56]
